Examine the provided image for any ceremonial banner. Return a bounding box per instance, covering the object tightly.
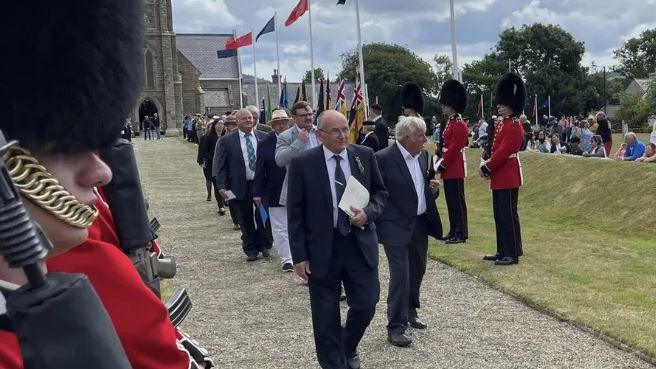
[335,79,347,117]
[216,49,237,59]
[226,32,253,49]
[316,79,325,118]
[285,0,309,27]
[256,16,275,42]
[280,79,289,109]
[348,82,364,144]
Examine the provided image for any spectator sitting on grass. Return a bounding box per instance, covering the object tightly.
[635,142,656,163]
[535,130,550,152]
[616,132,645,162]
[613,142,627,160]
[583,135,607,158]
[650,122,656,145]
[588,116,599,134]
[568,136,584,156]
[549,133,568,154]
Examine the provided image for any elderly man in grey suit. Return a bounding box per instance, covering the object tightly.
[275,101,320,205]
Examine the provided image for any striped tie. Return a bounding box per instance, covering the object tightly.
[245,133,256,171]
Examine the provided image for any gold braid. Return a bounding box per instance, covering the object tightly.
[2,146,98,229]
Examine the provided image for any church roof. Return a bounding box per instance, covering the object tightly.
[176,34,239,80]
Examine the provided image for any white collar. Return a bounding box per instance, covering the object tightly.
[238,129,254,138]
[372,115,382,122]
[323,146,348,162]
[396,141,418,160]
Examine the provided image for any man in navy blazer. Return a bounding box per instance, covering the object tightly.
[375,115,442,347]
[215,108,269,261]
[287,110,388,369]
[253,110,293,272]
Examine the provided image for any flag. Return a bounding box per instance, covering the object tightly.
[348,82,364,144]
[315,79,325,123]
[279,79,289,109]
[301,81,307,102]
[335,79,347,116]
[259,98,266,123]
[216,49,237,59]
[337,0,347,4]
[539,98,549,111]
[285,0,308,27]
[293,85,301,104]
[477,95,484,118]
[325,76,332,110]
[226,32,253,49]
[256,16,275,42]
[266,85,273,122]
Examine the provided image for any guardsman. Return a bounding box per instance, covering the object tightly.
[435,80,469,244]
[401,82,424,118]
[479,73,526,266]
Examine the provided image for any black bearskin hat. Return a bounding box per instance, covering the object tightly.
[401,82,424,114]
[438,79,467,114]
[0,1,144,153]
[494,73,526,116]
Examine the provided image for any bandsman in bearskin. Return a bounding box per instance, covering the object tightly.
[435,80,469,244]
[0,1,212,368]
[479,73,526,266]
[401,82,425,117]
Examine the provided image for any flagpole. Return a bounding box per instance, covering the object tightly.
[548,95,551,118]
[252,29,259,109]
[355,0,368,116]
[449,0,459,81]
[308,0,316,108]
[534,94,539,129]
[234,30,244,108]
[274,12,282,100]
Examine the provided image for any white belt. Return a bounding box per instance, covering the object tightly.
[507,153,523,185]
[433,148,467,177]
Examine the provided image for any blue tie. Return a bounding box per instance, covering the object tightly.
[333,155,350,236]
[245,133,256,171]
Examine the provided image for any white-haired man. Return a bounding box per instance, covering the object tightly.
[374,116,443,347]
[617,132,645,161]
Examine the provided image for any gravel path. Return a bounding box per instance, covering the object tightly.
[134,137,653,369]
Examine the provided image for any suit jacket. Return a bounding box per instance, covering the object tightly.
[373,117,389,149]
[287,144,388,279]
[375,144,442,246]
[253,132,286,207]
[275,124,316,205]
[358,132,380,152]
[214,129,267,200]
[438,116,469,179]
[482,116,524,190]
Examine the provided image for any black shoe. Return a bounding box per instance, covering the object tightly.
[346,352,361,369]
[408,317,427,329]
[246,255,258,262]
[494,257,519,266]
[444,237,465,244]
[261,249,270,258]
[206,197,211,202]
[218,207,226,216]
[388,332,412,347]
[233,224,240,231]
[282,263,293,272]
[483,253,501,261]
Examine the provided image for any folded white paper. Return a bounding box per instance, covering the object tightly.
[338,177,369,217]
[224,190,236,201]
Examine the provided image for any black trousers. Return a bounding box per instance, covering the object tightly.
[492,188,523,259]
[234,181,268,257]
[382,216,428,334]
[143,128,152,140]
[227,199,240,225]
[308,231,379,369]
[443,179,468,240]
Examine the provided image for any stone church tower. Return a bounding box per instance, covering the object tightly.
[133,0,182,136]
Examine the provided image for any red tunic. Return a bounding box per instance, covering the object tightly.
[483,116,524,190]
[0,197,192,369]
[439,116,469,180]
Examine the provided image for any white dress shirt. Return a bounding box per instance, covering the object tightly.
[238,129,258,181]
[396,141,426,216]
[323,146,352,227]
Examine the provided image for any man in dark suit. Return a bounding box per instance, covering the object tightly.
[370,103,389,149]
[253,109,293,272]
[375,116,442,347]
[287,110,388,369]
[357,121,380,152]
[216,108,269,261]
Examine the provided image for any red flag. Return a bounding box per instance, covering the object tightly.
[285,0,309,27]
[225,32,253,49]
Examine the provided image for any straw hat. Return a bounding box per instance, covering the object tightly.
[268,109,293,124]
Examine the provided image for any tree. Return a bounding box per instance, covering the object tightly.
[303,68,325,83]
[614,29,656,80]
[615,79,656,130]
[434,54,453,87]
[339,43,438,121]
[462,24,593,119]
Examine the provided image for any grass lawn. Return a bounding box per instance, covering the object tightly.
[428,148,656,357]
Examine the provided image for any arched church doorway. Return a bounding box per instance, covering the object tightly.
[139,99,158,131]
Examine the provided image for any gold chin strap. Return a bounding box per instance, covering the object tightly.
[2,145,98,229]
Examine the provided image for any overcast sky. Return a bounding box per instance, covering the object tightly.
[171,0,656,82]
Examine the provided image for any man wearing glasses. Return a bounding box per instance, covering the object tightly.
[275,101,319,205]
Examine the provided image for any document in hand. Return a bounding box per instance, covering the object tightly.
[338,177,369,217]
